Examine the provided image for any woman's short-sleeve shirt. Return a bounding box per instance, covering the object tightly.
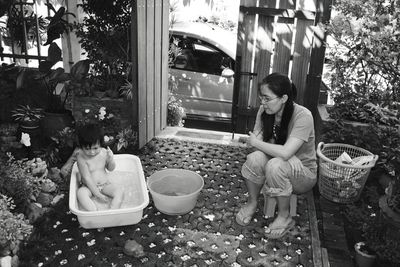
[288,103,317,170]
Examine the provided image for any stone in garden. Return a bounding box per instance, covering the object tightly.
[31,161,47,177]
[37,192,54,207]
[0,256,11,267]
[48,167,62,183]
[11,255,19,267]
[0,246,10,257]
[26,202,45,222]
[123,239,145,257]
[41,179,57,193]
[51,194,65,205]
[31,166,45,176]
[10,240,20,255]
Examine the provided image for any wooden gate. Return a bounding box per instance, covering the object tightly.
[131,0,170,148]
[232,0,332,134]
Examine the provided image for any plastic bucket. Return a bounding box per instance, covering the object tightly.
[147,169,204,215]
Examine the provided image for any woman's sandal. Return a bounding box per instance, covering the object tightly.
[265,219,295,239]
[235,206,257,226]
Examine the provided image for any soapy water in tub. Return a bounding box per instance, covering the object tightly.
[79,171,143,211]
[149,175,197,196]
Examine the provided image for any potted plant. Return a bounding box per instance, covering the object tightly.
[11,105,44,130]
[379,174,400,229]
[377,134,400,231]
[114,126,137,153]
[9,3,90,138]
[354,241,376,267]
[27,42,90,138]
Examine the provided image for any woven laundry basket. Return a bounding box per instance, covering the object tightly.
[317,142,378,203]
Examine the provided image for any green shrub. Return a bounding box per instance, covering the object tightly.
[0,194,33,255]
[321,119,400,177]
[167,95,185,127]
[328,0,400,106]
[74,0,132,78]
[115,126,138,152]
[0,153,42,210]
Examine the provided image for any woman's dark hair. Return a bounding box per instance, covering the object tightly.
[76,123,104,148]
[260,72,297,144]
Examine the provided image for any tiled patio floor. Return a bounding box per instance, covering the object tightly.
[19,137,322,267]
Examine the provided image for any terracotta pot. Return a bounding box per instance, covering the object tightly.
[354,242,376,267]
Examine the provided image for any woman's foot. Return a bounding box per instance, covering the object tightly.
[236,203,257,226]
[265,215,295,239]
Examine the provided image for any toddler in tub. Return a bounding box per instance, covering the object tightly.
[75,123,124,211]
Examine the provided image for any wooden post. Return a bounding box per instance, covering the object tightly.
[62,0,81,71]
[304,0,332,143]
[131,0,139,143]
[132,0,169,148]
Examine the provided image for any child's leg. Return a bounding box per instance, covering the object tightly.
[102,184,124,209]
[77,186,97,211]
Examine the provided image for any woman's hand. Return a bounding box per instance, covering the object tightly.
[288,156,303,178]
[247,131,260,147]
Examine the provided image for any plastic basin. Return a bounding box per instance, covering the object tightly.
[147,169,204,215]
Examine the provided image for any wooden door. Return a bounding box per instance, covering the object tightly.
[232,0,332,134]
[131,0,170,148]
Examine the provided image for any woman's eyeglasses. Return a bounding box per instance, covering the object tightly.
[258,95,280,103]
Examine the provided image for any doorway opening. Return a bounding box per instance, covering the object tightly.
[168,0,240,132]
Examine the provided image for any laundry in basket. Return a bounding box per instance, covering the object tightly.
[322,153,375,180]
[317,142,378,203]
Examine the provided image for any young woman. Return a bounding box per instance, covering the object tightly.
[236,73,317,239]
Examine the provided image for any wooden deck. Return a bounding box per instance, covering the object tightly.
[314,190,354,267]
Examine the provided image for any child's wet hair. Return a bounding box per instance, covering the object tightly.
[76,123,104,148]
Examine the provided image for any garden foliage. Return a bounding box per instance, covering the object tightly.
[328,0,400,108]
[325,2,400,264]
[0,153,42,210]
[325,0,400,197]
[0,194,32,255]
[74,0,132,78]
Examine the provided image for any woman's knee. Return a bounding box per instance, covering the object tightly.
[265,157,288,176]
[264,158,291,191]
[242,151,269,184]
[246,150,267,163]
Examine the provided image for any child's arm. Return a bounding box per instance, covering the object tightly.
[105,147,116,171]
[77,155,108,202]
[60,148,80,178]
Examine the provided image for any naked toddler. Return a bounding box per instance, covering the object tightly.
[76,123,124,211]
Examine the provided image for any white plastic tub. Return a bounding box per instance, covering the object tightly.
[69,154,149,229]
[147,169,204,215]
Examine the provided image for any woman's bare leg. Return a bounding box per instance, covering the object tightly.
[268,195,291,229]
[245,179,263,208]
